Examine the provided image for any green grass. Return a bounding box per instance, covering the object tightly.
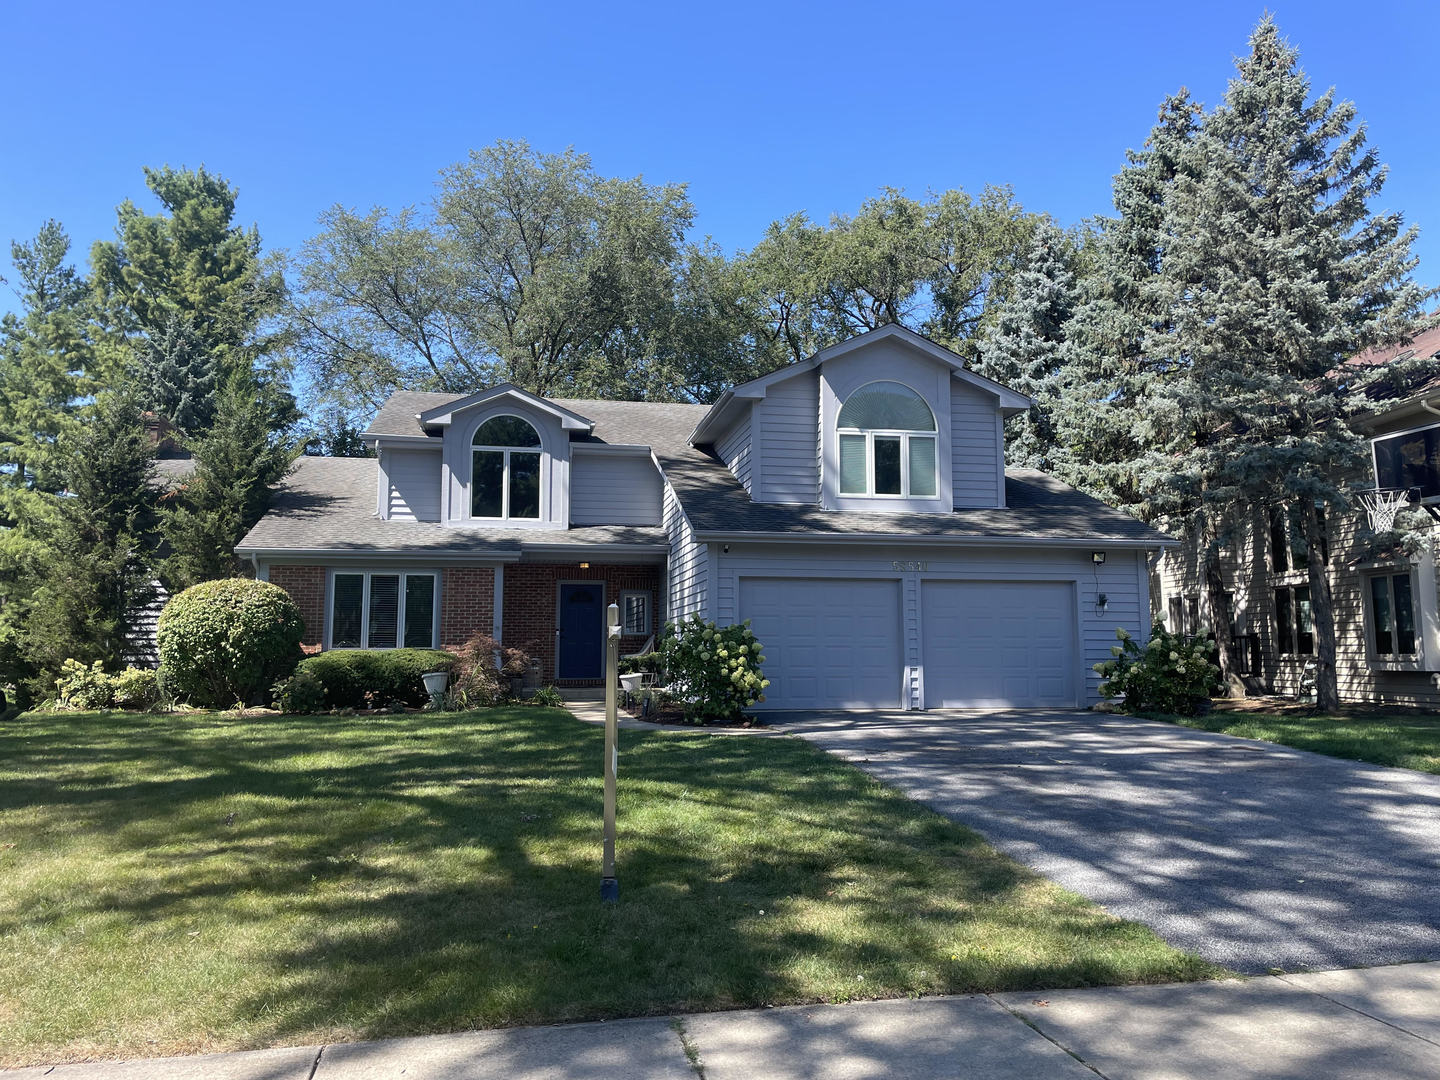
[1147,708,1440,774]
[0,707,1222,1066]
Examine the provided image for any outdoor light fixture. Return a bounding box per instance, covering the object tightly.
[1091,551,1107,565]
[579,561,590,569]
[1097,593,1109,613]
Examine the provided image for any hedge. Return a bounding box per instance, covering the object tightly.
[298,648,458,708]
[158,579,305,707]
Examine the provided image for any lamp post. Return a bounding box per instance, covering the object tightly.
[601,601,621,902]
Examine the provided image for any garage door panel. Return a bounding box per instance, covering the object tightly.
[741,577,902,709]
[923,580,1076,709]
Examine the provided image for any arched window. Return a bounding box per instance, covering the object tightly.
[837,382,937,498]
[472,415,542,519]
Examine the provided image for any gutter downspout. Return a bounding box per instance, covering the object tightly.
[1420,398,1440,421]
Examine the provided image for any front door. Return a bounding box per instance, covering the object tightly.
[557,582,605,679]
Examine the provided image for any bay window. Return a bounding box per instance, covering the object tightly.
[837,381,938,499]
[330,571,437,649]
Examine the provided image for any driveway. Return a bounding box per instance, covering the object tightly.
[771,710,1440,973]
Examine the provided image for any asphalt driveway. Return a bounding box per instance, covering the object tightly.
[771,710,1440,973]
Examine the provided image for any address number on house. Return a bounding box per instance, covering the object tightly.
[890,560,929,572]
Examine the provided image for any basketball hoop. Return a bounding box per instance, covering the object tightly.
[1358,488,1409,532]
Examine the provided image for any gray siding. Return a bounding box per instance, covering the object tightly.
[569,452,663,525]
[385,448,442,521]
[1156,504,1440,707]
[951,379,1003,508]
[715,542,1147,706]
[716,411,753,495]
[664,480,708,620]
[757,372,820,504]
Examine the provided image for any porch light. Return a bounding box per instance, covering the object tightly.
[579,561,590,569]
[1091,551,1107,566]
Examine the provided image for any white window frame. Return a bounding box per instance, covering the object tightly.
[837,430,939,499]
[1364,569,1420,661]
[469,414,544,522]
[620,590,651,636]
[327,570,439,650]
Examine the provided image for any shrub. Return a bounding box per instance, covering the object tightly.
[443,633,532,710]
[298,648,457,709]
[530,685,565,708]
[158,579,306,707]
[660,614,769,724]
[110,667,160,710]
[51,660,160,711]
[271,669,327,714]
[53,659,115,710]
[1094,624,1218,716]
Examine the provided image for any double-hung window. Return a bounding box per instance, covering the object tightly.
[1367,572,1417,658]
[471,415,542,520]
[330,571,437,649]
[837,381,938,499]
[621,590,651,636]
[1274,585,1313,656]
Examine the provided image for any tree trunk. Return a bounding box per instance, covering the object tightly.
[1304,500,1341,712]
[1202,515,1244,697]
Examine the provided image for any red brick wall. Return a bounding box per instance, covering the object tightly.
[503,562,661,683]
[440,567,496,648]
[268,565,325,653]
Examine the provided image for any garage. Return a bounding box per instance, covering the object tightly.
[739,577,903,709]
[921,580,1077,708]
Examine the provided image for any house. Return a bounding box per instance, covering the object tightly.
[237,325,1170,710]
[1153,324,1440,707]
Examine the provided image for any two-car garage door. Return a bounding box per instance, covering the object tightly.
[739,576,1077,710]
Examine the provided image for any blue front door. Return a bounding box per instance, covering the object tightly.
[558,582,605,679]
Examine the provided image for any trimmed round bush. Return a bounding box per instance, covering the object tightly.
[158,579,305,707]
[298,648,457,709]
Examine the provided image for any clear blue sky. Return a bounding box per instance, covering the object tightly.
[3,0,1436,316]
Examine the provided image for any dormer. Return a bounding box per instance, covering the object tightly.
[692,324,1031,513]
[421,384,592,530]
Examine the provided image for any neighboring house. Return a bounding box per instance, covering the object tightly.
[237,325,1170,710]
[1154,324,1440,707]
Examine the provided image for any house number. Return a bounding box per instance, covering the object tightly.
[891,560,928,572]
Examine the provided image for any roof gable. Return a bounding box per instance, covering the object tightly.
[415,384,595,432]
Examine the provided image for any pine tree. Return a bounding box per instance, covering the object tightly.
[971,219,1080,471]
[12,393,160,699]
[1136,18,1430,706]
[131,314,221,433]
[161,369,301,590]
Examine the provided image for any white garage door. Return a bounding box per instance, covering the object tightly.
[739,577,903,709]
[922,581,1077,708]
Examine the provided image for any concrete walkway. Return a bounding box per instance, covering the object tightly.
[10,963,1440,1079]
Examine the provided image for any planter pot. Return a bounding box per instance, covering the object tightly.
[618,673,645,693]
[507,674,525,697]
[421,671,449,704]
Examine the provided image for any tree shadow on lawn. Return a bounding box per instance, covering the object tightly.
[0,709,1217,1061]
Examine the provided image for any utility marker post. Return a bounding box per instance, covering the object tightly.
[601,601,621,902]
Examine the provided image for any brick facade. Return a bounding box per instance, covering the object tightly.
[439,567,496,648]
[502,562,661,684]
[268,565,326,653]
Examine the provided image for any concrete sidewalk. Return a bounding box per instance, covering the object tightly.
[10,962,1440,1079]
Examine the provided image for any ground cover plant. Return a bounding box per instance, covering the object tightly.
[1149,706,1440,775]
[0,707,1222,1067]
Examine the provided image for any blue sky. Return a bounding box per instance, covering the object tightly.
[3,0,1436,316]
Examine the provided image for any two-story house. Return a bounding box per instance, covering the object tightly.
[237,325,1170,710]
[1153,324,1440,707]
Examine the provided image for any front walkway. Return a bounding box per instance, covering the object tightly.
[771,709,1440,973]
[10,962,1440,1079]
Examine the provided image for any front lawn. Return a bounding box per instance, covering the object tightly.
[1149,706,1440,774]
[0,707,1220,1066]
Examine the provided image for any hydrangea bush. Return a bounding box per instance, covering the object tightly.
[661,614,770,723]
[1094,624,1218,716]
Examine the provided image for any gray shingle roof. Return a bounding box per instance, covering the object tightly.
[235,456,667,556]
[252,391,1167,554]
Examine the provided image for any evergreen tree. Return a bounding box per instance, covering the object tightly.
[972,219,1080,471]
[304,409,375,458]
[1135,19,1430,704]
[161,369,302,590]
[10,393,160,699]
[91,165,284,426]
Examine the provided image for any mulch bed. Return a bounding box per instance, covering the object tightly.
[620,699,767,728]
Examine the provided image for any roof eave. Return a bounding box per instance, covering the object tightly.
[690,529,1175,549]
